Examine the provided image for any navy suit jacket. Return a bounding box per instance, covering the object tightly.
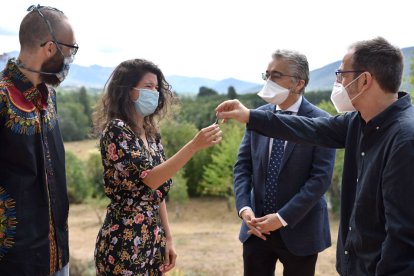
[234,97,336,256]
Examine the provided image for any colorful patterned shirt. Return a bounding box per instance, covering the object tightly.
[0,59,69,275]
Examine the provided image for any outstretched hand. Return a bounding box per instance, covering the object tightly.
[191,124,222,151]
[215,99,250,124]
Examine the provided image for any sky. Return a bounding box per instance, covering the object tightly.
[1,0,413,83]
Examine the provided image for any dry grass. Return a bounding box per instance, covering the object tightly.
[69,198,338,276]
[65,139,100,160]
[66,140,338,275]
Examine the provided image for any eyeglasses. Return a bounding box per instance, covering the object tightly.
[27,5,79,57]
[335,70,364,82]
[262,71,296,81]
[40,41,79,56]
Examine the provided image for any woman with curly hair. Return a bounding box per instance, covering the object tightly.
[93,59,221,275]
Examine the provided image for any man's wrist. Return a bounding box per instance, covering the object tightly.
[239,206,252,218]
[276,212,288,227]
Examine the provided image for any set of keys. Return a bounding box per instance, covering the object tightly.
[214,117,225,125]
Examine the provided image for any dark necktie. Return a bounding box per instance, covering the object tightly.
[263,110,292,214]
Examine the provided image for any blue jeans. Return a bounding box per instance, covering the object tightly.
[52,264,69,276]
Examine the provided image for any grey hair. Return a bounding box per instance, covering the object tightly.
[272,49,309,93]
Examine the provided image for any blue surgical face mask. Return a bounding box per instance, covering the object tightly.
[132,88,160,116]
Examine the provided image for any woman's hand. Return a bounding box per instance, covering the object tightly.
[160,237,177,273]
[190,124,222,151]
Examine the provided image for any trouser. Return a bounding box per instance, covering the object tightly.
[52,263,69,276]
[243,231,318,276]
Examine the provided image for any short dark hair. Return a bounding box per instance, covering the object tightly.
[350,37,403,93]
[93,59,175,137]
[19,6,67,51]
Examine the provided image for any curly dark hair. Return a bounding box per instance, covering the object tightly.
[92,59,175,138]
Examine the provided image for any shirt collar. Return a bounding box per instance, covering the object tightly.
[276,95,302,113]
[366,92,411,130]
[5,58,49,110]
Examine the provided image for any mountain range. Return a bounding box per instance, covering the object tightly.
[1,47,413,94]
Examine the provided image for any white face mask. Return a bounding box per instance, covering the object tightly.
[330,74,364,113]
[257,80,290,105]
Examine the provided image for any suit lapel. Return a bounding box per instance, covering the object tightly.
[260,105,274,177]
[279,98,314,171]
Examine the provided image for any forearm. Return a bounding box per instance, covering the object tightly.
[248,110,347,148]
[159,200,172,239]
[143,140,197,190]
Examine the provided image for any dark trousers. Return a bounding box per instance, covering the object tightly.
[243,231,318,276]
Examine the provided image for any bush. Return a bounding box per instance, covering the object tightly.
[317,100,342,217]
[86,153,105,199]
[65,151,88,203]
[168,171,189,218]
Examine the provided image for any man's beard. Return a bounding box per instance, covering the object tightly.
[40,52,64,87]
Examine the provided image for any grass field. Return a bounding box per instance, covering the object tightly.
[65,139,100,160]
[69,198,338,276]
[66,140,338,276]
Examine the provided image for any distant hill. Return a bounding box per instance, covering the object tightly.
[307,61,341,91]
[66,64,113,88]
[307,46,414,92]
[401,47,414,92]
[1,47,413,93]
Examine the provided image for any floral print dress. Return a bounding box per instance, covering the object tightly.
[94,119,172,275]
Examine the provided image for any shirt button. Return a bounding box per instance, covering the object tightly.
[376,126,380,130]
[349,227,352,231]
[361,152,365,156]
[345,251,349,255]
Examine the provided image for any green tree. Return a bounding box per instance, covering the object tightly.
[168,170,189,218]
[238,93,266,109]
[65,151,88,203]
[304,90,331,105]
[184,148,213,197]
[227,86,237,99]
[86,152,105,199]
[79,86,92,125]
[160,119,206,197]
[197,86,218,97]
[175,95,227,131]
[59,102,90,141]
[317,100,343,217]
[199,122,244,210]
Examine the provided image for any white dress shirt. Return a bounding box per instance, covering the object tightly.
[239,96,303,227]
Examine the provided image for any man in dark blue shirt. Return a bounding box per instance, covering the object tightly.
[216,37,414,275]
[0,5,77,275]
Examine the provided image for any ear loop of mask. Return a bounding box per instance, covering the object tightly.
[346,73,365,103]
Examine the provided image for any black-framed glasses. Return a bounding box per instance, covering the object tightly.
[27,5,79,57]
[335,70,364,82]
[262,71,296,81]
[40,41,79,56]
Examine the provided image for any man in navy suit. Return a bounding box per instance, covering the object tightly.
[234,49,336,276]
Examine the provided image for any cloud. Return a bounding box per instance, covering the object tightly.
[96,46,123,54]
